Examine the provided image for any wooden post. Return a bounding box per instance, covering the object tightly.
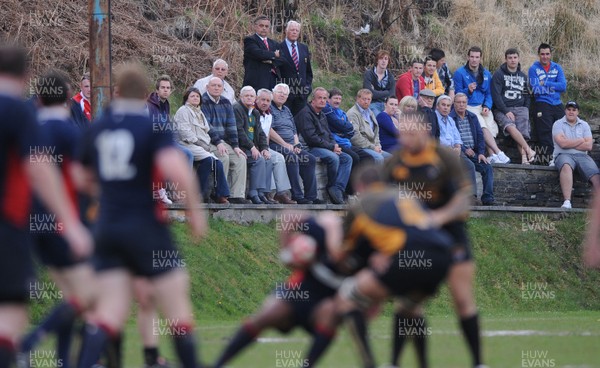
[89,0,111,119]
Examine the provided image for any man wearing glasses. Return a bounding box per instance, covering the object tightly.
[193,58,236,102]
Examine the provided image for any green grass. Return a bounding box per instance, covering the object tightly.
[27,213,600,366]
[313,71,363,111]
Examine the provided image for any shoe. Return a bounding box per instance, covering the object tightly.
[259,194,277,204]
[229,197,252,204]
[249,195,265,204]
[548,158,555,167]
[561,199,572,209]
[481,200,495,206]
[157,188,172,205]
[211,196,229,204]
[497,151,511,164]
[295,198,313,204]
[274,192,296,204]
[487,154,498,164]
[265,192,279,203]
[312,199,326,205]
[327,187,345,204]
[521,155,530,165]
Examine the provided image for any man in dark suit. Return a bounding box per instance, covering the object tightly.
[278,20,313,116]
[243,15,282,91]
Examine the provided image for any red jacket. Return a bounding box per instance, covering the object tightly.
[72,92,91,121]
[395,71,425,101]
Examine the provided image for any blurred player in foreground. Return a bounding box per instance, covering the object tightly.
[214,165,455,367]
[0,45,92,367]
[19,70,96,368]
[583,187,600,268]
[73,64,206,368]
[382,112,481,368]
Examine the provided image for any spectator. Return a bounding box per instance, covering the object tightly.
[454,46,510,163]
[436,95,463,153]
[233,86,274,204]
[377,96,400,153]
[295,87,352,204]
[552,101,600,209]
[269,83,319,204]
[72,72,91,121]
[417,89,440,140]
[173,87,230,204]
[193,59,236,102]
[363,50,395,116]
[450,93,495,205]
[243,15,282,92]
[255,88,296,204]
[322,88,366,195]
[347,89,391,163]
[201,77,250,204]
[423,56,445,97]
[147,74,194,205]
[395,58,425,101]
[430,48,455,99]
[399,95,418,115]
[530,43,567,165]
[278,20,313,116]
[492,48,536,164]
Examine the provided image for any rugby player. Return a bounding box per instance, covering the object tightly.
[0,45,92,367]
[74,65,206,368]
[584,186,600,268]
[212,211,345,368]
[307,169,455,368]
[19,70,96,367]
[382,112,483,368]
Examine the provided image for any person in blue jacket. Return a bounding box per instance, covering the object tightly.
[454,46,510,164]
[529,43,567,165]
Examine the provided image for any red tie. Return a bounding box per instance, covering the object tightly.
[263,38,269,50]
[291,42,299,71]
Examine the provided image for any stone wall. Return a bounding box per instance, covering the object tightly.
[486,163,593,208]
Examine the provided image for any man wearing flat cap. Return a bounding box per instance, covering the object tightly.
[417,88,440,139]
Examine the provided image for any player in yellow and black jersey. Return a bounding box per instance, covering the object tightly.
[382,111,484,368]
[306,166,455,368]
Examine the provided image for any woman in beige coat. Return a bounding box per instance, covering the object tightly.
[173,87,230,203]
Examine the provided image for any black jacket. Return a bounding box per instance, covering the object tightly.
[233,102,268,151]
[242,34,282,91]
[295,104,336,150]
[363,67,395,103]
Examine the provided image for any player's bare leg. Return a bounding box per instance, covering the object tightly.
[77,270,133,368]
[134,277,169,367]
[152,268,198,368]
[0,305,28,366]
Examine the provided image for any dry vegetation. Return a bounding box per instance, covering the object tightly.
[1,0,598,105]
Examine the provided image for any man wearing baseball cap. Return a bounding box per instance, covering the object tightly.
[552,101,600,209]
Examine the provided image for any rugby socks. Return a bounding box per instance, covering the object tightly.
[104,332,122,368]
[344,310,375,368]
[77,323,111,368]
[143,347,159,366]
[213,321,259,367]
[56,309,76,368]
[172,323,197,368]
[391,312,408,366]
[413,316,428,368]
[21,302,78,353]
[0,337,15,368]
[460,314,482,366]
[305,324,336,366]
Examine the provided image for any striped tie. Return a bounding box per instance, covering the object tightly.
[263,38,269,50]
[291,42,299,71]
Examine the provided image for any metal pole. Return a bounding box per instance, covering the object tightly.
[89,0,111,119]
